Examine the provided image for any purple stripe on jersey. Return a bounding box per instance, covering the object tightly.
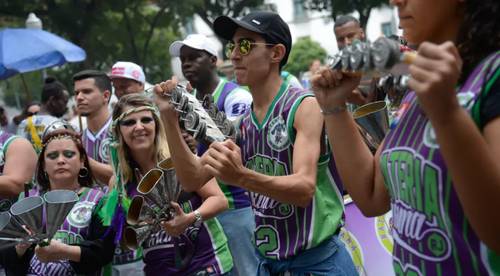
[142,194,225,275]
[82,117,112,164]
[379,53,499,275]
[27,187,105,276]
[239,84,331,260]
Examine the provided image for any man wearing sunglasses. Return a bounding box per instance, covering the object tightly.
[154,11,356,276]
[73,70,114,185]
[169,33,256,276]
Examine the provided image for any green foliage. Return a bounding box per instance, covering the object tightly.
[0,0,194,106]
[0,0,266,108]
[284,37,327,78]
[302,0,387,29]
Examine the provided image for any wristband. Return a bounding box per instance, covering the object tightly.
[320,105,347,116]
[193,210,203,227]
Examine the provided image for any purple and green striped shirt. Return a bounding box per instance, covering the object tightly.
[379,52,500,276]
[238,81,344,260]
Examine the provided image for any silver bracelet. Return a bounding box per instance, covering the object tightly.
[320,105,347,116]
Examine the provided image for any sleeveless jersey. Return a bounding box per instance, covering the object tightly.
[379,52,500,276]
[197,79,252,209]
[26,187,106,276]
[238,81,344,260]
[142,193,233,275]
[82,117,112,164]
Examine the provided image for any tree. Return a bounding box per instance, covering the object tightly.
[284,37,327,78]
[194,0,264,35]
[302,0,387,29]
[0,0,197,107]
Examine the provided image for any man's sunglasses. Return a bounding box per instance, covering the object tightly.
[225,39,275,57]
[120,116,154,127]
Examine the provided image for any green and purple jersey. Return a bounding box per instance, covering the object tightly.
[238,81,344,260]
[380,52,500,276]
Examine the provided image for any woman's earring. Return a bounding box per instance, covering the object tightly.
[79,167,89,178]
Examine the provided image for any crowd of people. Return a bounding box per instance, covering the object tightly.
[0,0,498,275]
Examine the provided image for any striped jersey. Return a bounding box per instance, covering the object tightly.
[238,81,344,260]
[196,79,253,209]
[82,117,112,164]
[26,187,106,276]
[379,52,500,276]
[142,193,233,275]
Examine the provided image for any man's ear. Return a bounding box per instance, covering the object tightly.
[270,44,286,66]
[209,55,218,68]
[103,89,111,103]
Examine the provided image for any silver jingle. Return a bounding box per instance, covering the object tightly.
[184,112,200,131]
[349,41,365,71]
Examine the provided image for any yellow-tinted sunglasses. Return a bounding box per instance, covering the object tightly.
[225,39,275,57]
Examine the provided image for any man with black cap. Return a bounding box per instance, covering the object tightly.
[153,11,356,275]
[169,33,257,276]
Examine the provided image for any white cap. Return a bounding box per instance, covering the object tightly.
[110,61,146,84]
[169,34,218,58]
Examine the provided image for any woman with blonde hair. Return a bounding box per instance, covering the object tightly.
[102,94,233,275]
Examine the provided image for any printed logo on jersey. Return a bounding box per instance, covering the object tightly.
[457,91,475,110]
[67,201,95,228]
[423,92,475,149]
[231,103,248,117]
[423,121,439,149]
[99,136,111,163]
[267,116,290,152]
[250,192,294,219]
[380,146,452,274]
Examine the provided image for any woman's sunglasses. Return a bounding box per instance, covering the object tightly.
[225,39,275,57]
[120,116,155,127]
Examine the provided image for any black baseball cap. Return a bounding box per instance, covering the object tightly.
[213,11,292,68]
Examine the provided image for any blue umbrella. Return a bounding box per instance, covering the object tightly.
[0,28,86,80]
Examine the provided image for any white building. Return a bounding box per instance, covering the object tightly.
[171,0,400,78]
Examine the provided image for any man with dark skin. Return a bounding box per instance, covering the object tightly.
[334,15,384,106]
[334,15,366,50]
[169,34,255,276]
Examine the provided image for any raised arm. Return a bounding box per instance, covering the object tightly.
[154,80,212,192]
[202,97,324,208]
[311,68,391,216]
[0,138,37,197]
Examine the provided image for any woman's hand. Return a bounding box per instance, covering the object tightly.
[34,240,68,263]
[408,41,463,124]
[311,67,361,111]
[160,202,194,237]
[153,77,179,118]
[15,242,32,257]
